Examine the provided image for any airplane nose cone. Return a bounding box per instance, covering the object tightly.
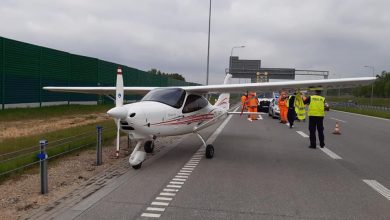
[107,106,128,119]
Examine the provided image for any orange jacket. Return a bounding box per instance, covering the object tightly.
[248,96,258,107]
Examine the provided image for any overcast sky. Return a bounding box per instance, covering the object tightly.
[1,0,389,84]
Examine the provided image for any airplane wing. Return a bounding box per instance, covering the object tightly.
[180,77,376,94]
[43,86,156,95]
[44,77,375,95]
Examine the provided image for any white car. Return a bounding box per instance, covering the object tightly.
[268,98,280,119]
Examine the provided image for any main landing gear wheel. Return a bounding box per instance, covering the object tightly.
[144,140,154,153]
[206,144,214,159]
[132,162,142,169]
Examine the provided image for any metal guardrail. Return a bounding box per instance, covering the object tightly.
[329,102,390,112]
[0,126,116,181]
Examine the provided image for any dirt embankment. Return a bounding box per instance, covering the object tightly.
[0,113,110,141]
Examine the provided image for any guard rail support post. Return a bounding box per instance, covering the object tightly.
[39,140,48,194]
[96,126,102,165]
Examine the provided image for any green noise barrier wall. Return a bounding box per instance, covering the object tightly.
[0,36,198,109]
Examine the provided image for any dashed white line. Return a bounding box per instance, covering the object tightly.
[170,181,184,185]
[160,192,176,196]
[363,180,390,200]
[330,117,347,123]
[151,201,169,206]
[319,147,342,159]
[163,188,179,192]
[184,165,196,168]
[141,213,161,218]
[175,175,188,179]
[296,131,309,138]
[182,167,194,170]
[146,207,165,212]
[156,197,172,201]
[166,185,181,188]
[177,172,190,176]
[172,178,186,181]
[179,170,192,173]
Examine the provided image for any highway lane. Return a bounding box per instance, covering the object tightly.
[161,112,390,219]
[31,110,390,219]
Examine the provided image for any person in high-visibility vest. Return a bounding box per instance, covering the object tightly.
[286,93,296,128]
[303,89,325,149]
[278,91,288,124]
[241,93,248,111]
[246,92,259,121]
[295,91,306,121]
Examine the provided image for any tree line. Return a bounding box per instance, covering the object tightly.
[352,71,390,98]
[148,68,186,81]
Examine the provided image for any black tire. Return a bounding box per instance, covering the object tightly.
[206,144,214,159]
[144,141,154,153]
[132,162,142,169]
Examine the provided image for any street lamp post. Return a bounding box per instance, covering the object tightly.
[206,0,212,85]
[229,45,245,75]
[364,65,375,105]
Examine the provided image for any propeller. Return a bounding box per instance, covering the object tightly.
[107,67,127,158]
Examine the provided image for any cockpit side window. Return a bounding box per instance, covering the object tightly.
[182,94,208,113]
[141,88,186,108]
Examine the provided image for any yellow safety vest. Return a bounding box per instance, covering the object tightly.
[294,93,306,120]
[308,95,325,117]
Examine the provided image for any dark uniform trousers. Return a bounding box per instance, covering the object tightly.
[308,116,324,147]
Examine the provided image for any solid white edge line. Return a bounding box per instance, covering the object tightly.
[151,201,169,206]
[363,179,390,200]
[141,213,161,218]
[296,131,309,138]
[319,147,342,159]
[332,109,390,121]
[146,207,165,212]
[206,108,236,144]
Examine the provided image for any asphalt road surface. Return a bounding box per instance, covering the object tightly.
[31,110,390,220]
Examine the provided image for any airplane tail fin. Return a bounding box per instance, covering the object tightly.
[213,74,232,110]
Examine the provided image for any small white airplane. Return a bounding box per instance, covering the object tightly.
[44,67,374,169]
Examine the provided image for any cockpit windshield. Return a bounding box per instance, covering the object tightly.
[141,88,186,108]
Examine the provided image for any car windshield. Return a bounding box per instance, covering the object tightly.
[142,88,186,108]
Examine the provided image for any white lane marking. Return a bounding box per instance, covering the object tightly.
[172,178,186,181]
[206,111,235,144]
[319,147,342,159]
[177,172,190,175]
[189,159,201,162]
[296,131,309,138]
[191,157,202,159]
[180,170,192,173]
[160,192,176,196]
[167,185,181,188]
[170,181,184,185]
[141,213,161,218]
[363,180,390,200]
[184,165,196,168]
[151,201,169,206]
[146,207,165,212]
[330,117,347,123]
[156,197,172,201]
[163,188,179,192]
[182,167,194,170]
[186,163,198,166]
[175,175,188,179]
[332,109,390,121]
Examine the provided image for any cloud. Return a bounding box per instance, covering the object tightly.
[0,0,389,84]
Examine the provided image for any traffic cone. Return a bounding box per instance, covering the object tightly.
[332,122,341,135]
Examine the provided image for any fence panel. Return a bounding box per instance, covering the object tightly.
[3,38,41,104]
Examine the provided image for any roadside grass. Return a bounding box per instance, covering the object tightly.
[326,97,390,107]
[0,120,117,177]
[0,104,114,122]
[332,106,390,119]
